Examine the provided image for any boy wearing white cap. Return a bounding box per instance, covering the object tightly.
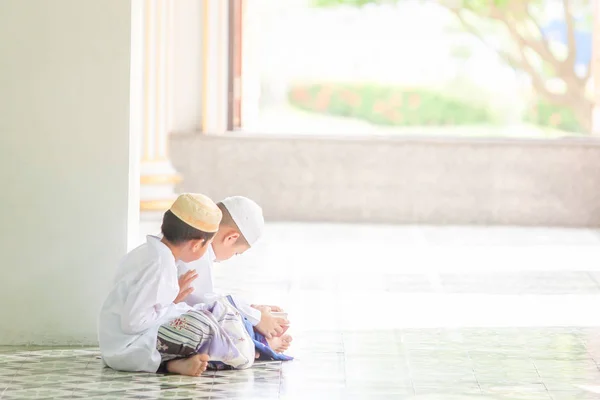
[98,193,256,377]
[178,196,292,352]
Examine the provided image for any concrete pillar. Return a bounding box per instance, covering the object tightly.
[201,0,231,134]
[139,0,210,220]
[139,0,182,219]
[0,0,141,345]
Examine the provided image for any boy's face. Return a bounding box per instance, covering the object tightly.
[212,228,250,262]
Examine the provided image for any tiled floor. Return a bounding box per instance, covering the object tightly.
[3,224,600,399]
[5,329,600,399]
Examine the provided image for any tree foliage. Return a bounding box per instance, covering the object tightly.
[313,0,592,132]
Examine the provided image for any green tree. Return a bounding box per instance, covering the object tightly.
[314,0,593,132]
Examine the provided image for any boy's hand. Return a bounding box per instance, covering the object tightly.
[254,306,289,339]
[174,269,198,304]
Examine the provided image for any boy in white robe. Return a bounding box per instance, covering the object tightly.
[178,196,292,353]
[98,193,255,376]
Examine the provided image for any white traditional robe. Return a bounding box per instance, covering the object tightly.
[98,235,192,372]
[177,245,262,326]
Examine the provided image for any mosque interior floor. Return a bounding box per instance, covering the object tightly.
[3,223,600,399]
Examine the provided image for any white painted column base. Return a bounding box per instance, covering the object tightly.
[140,160,181,220]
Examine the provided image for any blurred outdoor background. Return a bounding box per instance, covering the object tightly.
[242,0,593,138]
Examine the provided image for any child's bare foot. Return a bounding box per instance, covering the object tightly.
[266,334,293,353]
[166,354,209,376]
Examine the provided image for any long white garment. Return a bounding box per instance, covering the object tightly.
[98,235,192,373]
[177,245,262,326]
[178,246,215,303]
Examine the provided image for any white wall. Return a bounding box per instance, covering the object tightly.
[0,0,137,345]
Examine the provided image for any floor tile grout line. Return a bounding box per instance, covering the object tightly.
[465,348,483,395]
[6,329,600,399]
[585,271,600,292]
[0,353,24,400]
[277,361,283,398]
[574,328,600,371]
[530,357,552,399]
[400,332,416,396]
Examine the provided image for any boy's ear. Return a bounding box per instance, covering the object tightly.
[225,231,240,243]
[192,238,208,251]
